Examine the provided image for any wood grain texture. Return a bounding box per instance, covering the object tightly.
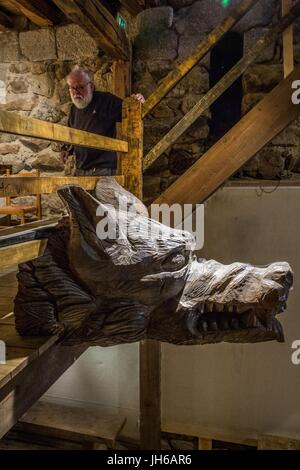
[52,0,129,59]
[0,110,128,153]
[121,97,143,198]
[154,67,300,206]
[140,340,161,450]
[282,0,294,77]
[144,2,300,170]
[0,239,47,270]
[5,0,63,26]
[0,175,125,198]
[119,0,144,16]
[142,0,260,117]
[19,400,126,448]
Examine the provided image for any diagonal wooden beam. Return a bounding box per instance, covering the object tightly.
[143,1,300,170]
[0,110,128,153]
[282,0,294,77]
[153,68,300,207]
[5,0,63,26]
[52,0,130,60]
[142,0,259,118]
[119,0,144,16]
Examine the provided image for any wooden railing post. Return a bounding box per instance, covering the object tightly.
[121,97,143,199]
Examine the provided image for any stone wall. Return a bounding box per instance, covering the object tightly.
[0,24,115,218]
[132,1,300,204]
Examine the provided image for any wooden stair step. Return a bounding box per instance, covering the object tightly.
[18,400,127,448]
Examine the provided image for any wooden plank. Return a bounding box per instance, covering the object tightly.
[0,343,86,439]
[6,0,63,26]
[0,175,125,198]
[0,110,128,153]
[142,0,259,117]
[0,347,38,388]
[162,422,257,447]
[18,400,126,448]
[119,0,144,16]
[0,323,58,352]
[121,97,143,198]
[258,434,300,450]
[282,0,294,77]
[0,239,47,270]
[113,58,132,176]
[52,0,129,60]
[143,2,300,170]
[140,340,161,450]
[154,68,300,206]
[113,60,132,99]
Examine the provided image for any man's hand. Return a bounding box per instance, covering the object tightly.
[131,93,145,104]
[60,150,70,164]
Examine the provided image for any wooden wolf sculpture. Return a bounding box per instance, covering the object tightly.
[14,178,293,347]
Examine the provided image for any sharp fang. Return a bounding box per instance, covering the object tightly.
[199,320,208,332]
[207,304,213,313]
[199,304,205,314]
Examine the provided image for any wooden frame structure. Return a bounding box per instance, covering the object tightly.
[0,0,299,450]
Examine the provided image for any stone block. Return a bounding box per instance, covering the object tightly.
[56,24,98,60]
[0,32,20,62]
[244,27,276,63]
[31,101,64,123]
[30,148,64,172]
[0,143,20,155]
[243,64,283,94]
[0,94,38,111]
[29,73,55,98]
[20,29,56,61]
[7,79,29,94]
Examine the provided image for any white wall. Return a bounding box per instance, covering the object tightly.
[46,186,300,439]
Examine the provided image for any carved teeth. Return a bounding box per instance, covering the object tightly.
[198,304,205,314]
[207,304,214,313]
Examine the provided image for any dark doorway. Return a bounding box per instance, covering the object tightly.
[209,31,244,143]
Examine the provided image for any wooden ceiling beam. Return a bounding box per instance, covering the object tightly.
[52,0,130,60]
[4,0,64,27]
[119,0,144,16]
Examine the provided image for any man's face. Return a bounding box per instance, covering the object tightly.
[67,72,94,109]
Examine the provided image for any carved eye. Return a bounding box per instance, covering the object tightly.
[162,252,187,271]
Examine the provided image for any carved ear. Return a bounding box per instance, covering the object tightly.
[57,184,134,263]
[95,177,148,217]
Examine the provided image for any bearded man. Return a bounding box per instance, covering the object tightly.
[60,67,145,176]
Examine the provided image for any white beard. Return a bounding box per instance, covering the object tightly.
[71,93,93,109]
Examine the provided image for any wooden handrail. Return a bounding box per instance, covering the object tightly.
[0,175,125,198]
[142,0,260,118]
[0,110,128,153]
[143,1,300,170]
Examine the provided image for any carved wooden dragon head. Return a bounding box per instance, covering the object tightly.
[15,179,293,346]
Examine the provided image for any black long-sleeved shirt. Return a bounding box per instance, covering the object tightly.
[67,91,123,171]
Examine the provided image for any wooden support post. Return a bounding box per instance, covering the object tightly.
[143,1,300,170]
[113,58,132,174]
[140,340,161,450]
[282,0,294,77]
[121,97,143,198]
